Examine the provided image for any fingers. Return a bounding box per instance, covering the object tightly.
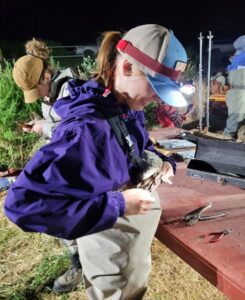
[161,162,174,174]
[160,161,174,185]
[16,122,33,132]
[122,188,156,216]
[160,175,173,185]
[22,126,32,133]
[29,121,44,135]
[140,200,153,214]
[17,120,44,135]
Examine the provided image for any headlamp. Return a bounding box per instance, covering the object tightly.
[179,80,195,95]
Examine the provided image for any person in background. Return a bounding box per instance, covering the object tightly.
[156,103,181,127]
[13,38,79,138]
[155,102,194,129]
[223,35,245,138]
[12,38,83,293]
[207,72,229,132]
[210,72,227,97]
[226,35,245,71]
[4,24,189,299]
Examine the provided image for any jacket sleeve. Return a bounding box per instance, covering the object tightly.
[4,121,126,240]
[227,52,245,71]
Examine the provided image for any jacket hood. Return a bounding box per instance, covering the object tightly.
[54,80,120,119]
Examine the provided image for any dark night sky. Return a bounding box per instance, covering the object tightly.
[0,0,244,48]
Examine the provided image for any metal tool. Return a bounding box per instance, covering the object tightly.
[199,228,232,243]
[206,31,213,131]
[198,32,204,132]
[165,202,227,225]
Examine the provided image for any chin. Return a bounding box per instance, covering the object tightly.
[130,105,144,111]
[136,107,145,111]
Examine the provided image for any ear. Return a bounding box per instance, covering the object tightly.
[122,60,133,76]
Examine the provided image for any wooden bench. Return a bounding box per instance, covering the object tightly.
[156,162,245,300]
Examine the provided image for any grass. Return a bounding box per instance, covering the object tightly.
[0,61,41,170]
[0,192,228,300]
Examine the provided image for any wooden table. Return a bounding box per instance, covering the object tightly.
[156,162,245,300]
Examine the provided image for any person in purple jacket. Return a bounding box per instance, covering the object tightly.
[4,24,189,299]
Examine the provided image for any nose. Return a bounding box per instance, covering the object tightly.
[42,77,51,85]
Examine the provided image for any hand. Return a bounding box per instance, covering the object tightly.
[122,188,155,215]
[159,161,174,185]
[22,119,46,135]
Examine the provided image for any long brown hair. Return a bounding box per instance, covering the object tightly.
[95,31,122,88]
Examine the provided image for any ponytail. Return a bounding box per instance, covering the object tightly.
[95,31,122,88]
[25,38,57,81]
[25,38,51,60]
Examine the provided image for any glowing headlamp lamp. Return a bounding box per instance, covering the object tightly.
[179,80,195,95]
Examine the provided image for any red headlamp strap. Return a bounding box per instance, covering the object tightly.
[116,39,182,81]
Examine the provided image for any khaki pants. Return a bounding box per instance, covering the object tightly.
[224,69,245,137]
[77,191,162,300]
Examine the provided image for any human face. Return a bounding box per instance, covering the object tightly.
[114,58,160,111]
[37,70,52,97]
[211,80,222,94]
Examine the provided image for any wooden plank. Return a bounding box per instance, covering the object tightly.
[155,163,245,300]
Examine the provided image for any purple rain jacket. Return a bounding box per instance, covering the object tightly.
[4,80,176,240]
